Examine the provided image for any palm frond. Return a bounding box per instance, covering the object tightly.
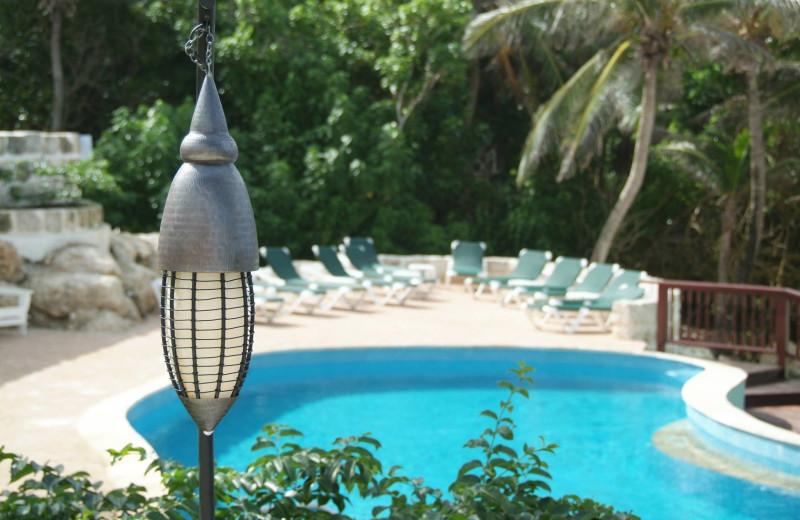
[655,129,750,194]
[680,0,739,19]
[682,24,772,70]
[545,0,618,50]
[516,39,637,184]
[517,50,609,183]
[462,0,562,58]
[556,39,638,181]
[463,0,620,58]
[755,0,800,20]
[656,140,721,190]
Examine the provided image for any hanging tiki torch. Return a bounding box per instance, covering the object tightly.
[156,1,258,518]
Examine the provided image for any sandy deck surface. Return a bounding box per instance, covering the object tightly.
[0,285,646,490]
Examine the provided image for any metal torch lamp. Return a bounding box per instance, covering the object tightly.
[157,2,258,518]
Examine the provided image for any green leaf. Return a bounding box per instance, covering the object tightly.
[497,381,515,391]
[479,409,498,420]
[464,439,490,449]
[487,458,513,470]
[9,463,36,483]
[492,445,518,459]
[455,474,481,485]
[496,425,514,440]
[251,438,276,451]
[358,435,382,449]
[278,427,304,438]
[457,459,483,477]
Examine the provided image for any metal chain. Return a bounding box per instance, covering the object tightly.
[184,22,214,75]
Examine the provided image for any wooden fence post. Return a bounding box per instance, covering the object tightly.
[775,294,788,372]
[657,283,668,352]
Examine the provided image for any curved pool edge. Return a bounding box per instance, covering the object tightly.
[78,377,168,493]
[673,354,800,476]
[80,345,800,490]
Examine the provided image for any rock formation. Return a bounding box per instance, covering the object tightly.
[0,240,25,283]
[7,231,160,332]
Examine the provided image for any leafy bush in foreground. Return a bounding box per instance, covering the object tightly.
[0,364,638,519]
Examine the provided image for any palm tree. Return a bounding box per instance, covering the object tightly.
[463,0,754,262]
[655,130,750,283]
[705,0,800,282]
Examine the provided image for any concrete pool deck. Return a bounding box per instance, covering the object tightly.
[0,284,797,492]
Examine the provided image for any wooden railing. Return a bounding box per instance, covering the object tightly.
[656,280,800,369]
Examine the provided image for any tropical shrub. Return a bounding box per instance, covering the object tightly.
[86,99,194,232]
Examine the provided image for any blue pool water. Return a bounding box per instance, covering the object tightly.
[129,347,800,520]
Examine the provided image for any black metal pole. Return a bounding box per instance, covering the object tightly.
[195,3,217,519]
[196,0,216,97]
[199,428,215,519]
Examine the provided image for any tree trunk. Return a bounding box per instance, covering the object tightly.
[590,59,658,263]
[736,70,766,283]
[466,61,480,128]
[718,195,737,283]
[49,8,64,131]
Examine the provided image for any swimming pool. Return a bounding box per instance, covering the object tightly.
[128,347,800,519]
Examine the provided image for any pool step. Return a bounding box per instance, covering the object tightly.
[717,360,800,407]
[745,380,800,407]
[743,364,784,387]
[721,360,783,386]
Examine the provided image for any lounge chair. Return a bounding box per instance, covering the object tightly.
[503,256,587,306]
[445,240,486,285]
[253,269,331,315]
[523,262,619,310]
[464,249,552,298]
[252,284,285,323]
[341,237,436,298]
[261,246,368,311]
[537,277,645,333]
[253,267,328,314]
[312,245,414,306]
[340,237,402,274]
[342,236,436,277]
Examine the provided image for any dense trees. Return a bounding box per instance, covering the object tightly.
[0,0,798,286]
[462,0,789,264]
[0,0,188,135]
[710,0,800,282]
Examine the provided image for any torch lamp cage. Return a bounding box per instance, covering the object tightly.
[159,272,255,396]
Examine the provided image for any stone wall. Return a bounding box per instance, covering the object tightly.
[611,298,658,343]
[0,131,159,332]
[377,254,516,282]
[0,203,110,262]
[0,131,92,167]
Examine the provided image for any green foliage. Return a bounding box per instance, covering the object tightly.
[210,0,492,257]
[0,364,639,519]
[0,0,188,135]
[0,162,78,208]
[87,99,194,232]
[63,0,535,256]
[0,446,153,519]
[3,0,798,283]
[0,160,117,208]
